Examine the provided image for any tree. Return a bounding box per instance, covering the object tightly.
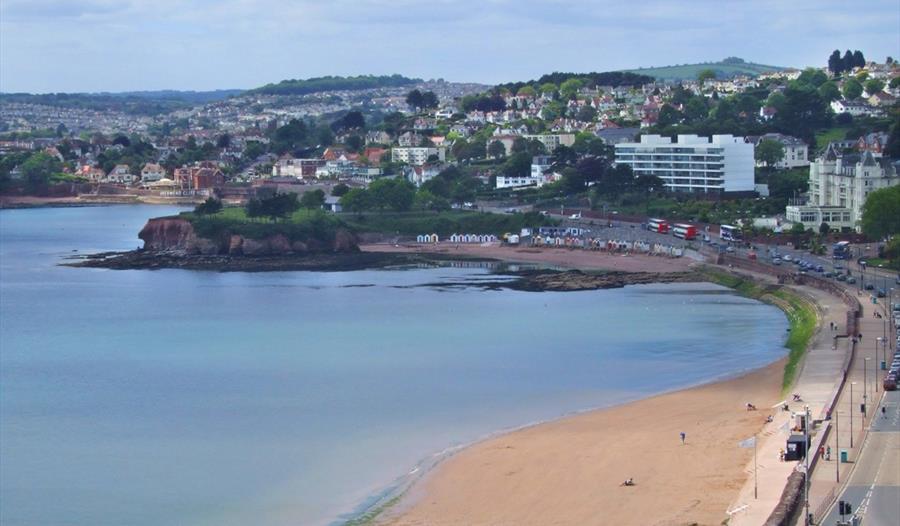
[828,49,843,74]
[406,89,425,110]
[842,50,854,71]
[819,222,831,235]
[559,78,583,100]
[300,189,326,209]
[272,119,308,154]
[246,192,301,222]
[864,78,884,95]
[412,189,450,212]
[576,104,597,122]
[891,77,900,90]
[817,81,841,102]
[790,222,807,235]
[340,188,374,213]
[852,50,865,69]
[755,139,786,169]
[331,183,350,197]
[216,133,231,149]
[487,140,506,159]
[842,78,863,99]
[539,82,557,96]
[332,110,365,132]
[860,185,900,239]
[657,105,683,127]
[421,91,439,109]
[368,178,416,211]
[20,152,63,192]
[550,145,577,167]
[697,69,716,84]
[194,197,223,215]
[517,86,536,98]
[796,68,828,88]
[501,152,532,178]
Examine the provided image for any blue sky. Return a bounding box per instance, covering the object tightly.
[1,0,898,93]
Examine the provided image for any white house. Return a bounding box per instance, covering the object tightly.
[785,145,899,231]
[105,164,137,184]
[747,133,809,169]
[140,163,166,182]
[614,134,755,194]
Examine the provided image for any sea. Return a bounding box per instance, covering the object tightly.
[0,205,789,526]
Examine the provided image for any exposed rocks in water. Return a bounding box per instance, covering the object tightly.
[506,269,702,291]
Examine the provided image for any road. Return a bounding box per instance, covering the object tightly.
[819,392,899,526]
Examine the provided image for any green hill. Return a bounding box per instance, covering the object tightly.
[623,57,786,81]
[248,74,420,96]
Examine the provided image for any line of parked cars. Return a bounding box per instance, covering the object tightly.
[884,303,900,391]
[771,253,824,274]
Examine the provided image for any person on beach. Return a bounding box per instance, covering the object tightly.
[680,432,686,444]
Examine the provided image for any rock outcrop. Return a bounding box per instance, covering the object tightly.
[137,217,359,256]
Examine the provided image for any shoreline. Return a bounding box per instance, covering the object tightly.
[0,195,201,209]
[341,252,817,526]
[372,357,789,526]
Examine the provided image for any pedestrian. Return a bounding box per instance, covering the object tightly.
[883,406,887,418]
[826,445,831,460]
[680,432,686,444]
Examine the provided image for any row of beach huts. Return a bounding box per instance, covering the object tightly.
[414,232,684,258]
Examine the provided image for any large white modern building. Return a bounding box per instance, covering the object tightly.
[785,145,898,231]
[614,134,755,194]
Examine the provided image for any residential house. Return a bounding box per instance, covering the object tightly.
[106,164,137,184]
[140,163,166,183]
[746,133,809,169]
[856,132,890,155]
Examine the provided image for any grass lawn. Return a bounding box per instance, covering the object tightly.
[814,127,850,150]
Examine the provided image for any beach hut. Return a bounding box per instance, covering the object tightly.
[507,234,520,245]
[450,233,461,243]
[428,233,439,243]
[416,235,427,243]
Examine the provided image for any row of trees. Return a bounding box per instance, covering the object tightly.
[406,90,439,111]
[827,49,866,75]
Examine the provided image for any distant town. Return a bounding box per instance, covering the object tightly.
[1,54,898,238]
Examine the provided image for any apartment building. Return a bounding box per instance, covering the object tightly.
[614,134,754,193]
[391,147,446,166]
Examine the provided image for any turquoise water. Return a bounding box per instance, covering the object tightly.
[0,206,789,526]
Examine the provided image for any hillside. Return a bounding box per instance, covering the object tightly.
[248,74,421,96]
[0,90,243,116]
[623,57,785,81]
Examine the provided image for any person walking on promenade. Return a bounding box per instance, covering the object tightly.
[680,432,686,444]
[883,406,887,418]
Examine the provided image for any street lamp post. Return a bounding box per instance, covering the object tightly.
[850,382,855,448]
[864,357,869,418]
[804,404,810,526]
[834,409,840,483]
[877,337,884,392]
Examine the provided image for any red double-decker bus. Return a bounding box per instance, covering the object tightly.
[672,223,698,240]
[647,218,669,234]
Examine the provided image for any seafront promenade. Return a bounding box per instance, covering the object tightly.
[728,282,851,525]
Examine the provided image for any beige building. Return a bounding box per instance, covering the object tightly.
[785,145,898,231]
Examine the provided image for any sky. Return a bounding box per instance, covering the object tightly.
[1,0,898,93]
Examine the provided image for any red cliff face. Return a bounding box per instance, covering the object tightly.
[139,218,206,254]
[137,217,358,256]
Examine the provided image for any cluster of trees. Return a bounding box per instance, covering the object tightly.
[245,191,301,222]
[827,50,866,75]
[459,93,507,113]
[497,71,653,96]
[405,90,439,111]
[340,177,417,213]
[251,74,419,96]
[194,197,223,215]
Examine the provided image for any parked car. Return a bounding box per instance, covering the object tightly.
[847,277,857,284]
[836,274,847,282]
[816,265,824,272]
[783,254,793,262]
[877,289,887,298]
[865,283,875,291]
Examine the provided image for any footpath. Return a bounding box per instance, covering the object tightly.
[728,281,851,526]
[803,290,892,523]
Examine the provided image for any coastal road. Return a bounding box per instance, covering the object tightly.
[819,391,899,526]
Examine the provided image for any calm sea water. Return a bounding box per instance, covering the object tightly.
[0,206,789,526]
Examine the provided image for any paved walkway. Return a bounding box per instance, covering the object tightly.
[728,283,851,526]
[804,290,895,524]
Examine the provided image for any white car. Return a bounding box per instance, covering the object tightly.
[782,254,793,262]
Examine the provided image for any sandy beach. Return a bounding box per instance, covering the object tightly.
[366,243,785,526]
[361,242,698,274]
[384,360,786,526]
